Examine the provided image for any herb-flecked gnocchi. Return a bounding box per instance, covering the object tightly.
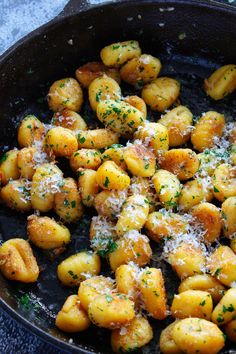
[0,39,235,353]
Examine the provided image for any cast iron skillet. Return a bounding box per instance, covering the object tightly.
[0,0,236,353]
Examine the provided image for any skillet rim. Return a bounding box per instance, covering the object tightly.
[0,0,236,353]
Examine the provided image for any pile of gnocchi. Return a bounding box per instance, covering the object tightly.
[0,40,236,353]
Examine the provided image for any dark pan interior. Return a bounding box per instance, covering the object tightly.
[0,1,236,353]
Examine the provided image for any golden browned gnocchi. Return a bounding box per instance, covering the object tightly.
[44,127,78,158]
[94,189,127,219]
[134,121,169,155]
[208,245,236,287]
[172,318,225,354]
[158,105,193,147]
[123,95,147,118]
[115,264,139,302]
[204,64,236,100]
[168,243,206,279]
[123,144,156,177]
[77,129,119,149]
[191,202,222,244]
[0,149,20,185]
[152,169,181,209]
[56,295,90,333]
[159,320,182,354]
[54,177,83,222]
[109,230,152,271]
[221,196,236,238]
[78,169,99,207]
[178,274,226,303]
[52,109,87,131]
[0,238,39,282]
[17,147,39,180]
[100,40,141,67]
[27,215,71,250]
[1,179,31,212]
[88,75,121,111]
[18,115,46,147]
[159,148,199,181]
[120,53,162,86]
[88,293,135,329]
[224,319,236,343]
[96,99,145,136]
[116,194,149,235]
[145,211,188,242]
[75,61,120,88]
[70,149,102,172]
[78,275,115,311]
[191,111,225,152]
[171,290,213,320]
[179,179,213,212]
[111,316,153,353]
[48,78,83,112]
[140,268,167,320]
[57,251,101,287]
[212,288,236,325]
[142,77,180,112]
[96,161,130,191]
[212,163,236,202]
[101,144,126,170]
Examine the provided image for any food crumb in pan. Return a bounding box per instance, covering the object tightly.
[67,39,73,45]
[158,22,165,27]
[159,7,175,12]
[127,16,134,22]
[178,32,187,40]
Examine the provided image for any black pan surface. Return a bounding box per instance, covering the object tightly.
[0,0,236,353]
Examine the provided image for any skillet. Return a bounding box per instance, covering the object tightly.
[0,0,236,353]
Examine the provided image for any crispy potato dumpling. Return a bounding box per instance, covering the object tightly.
[79,169,99,207]
[97,99,145,136]
[48,78,83,112]
[100,40,141,67]
[70,149,101,172]
[123,95,147,118]
[191,111,225,152]
[168,243,206,279]
[111,316,153,353]
[88,293,135,329]
[57,251,101,287]
[172,318,225,354]
[158,105,193,147]
[171,290,213,320]
[88,75,121,111]
[115,264,139,302]
[18,115,46,147]
[204,64,236,100]
[101,144,126,170]
[212,288,236,326]
[124,145,156,177]
[212,163,236,202]
[77,129,119,149]
[197,150,221,176]
[31,163,63,212]
[191,203,222,244]
[116,194,149,236]
[152,169,181,209]
[109,230,152,271]
[54,177,83,223]
[179,179,213,212]
[134,121,169,155]
[56,295,90,333]
[120,54,162,87]
[45,127,78,158]
[224,319,236,343]
[94,189,127,219]
[159,148,199,181]
[52,109,87,131]
[221,197,236,238]
[142,77,180,112]
[160,321,182,354]
[0,238,39,282]
[208,245,236,287]
[178,274,226,304]
[140,268,167,320]
[78,275,115,311]
[1,179,31,212]
[17,147,41,180]
[28,215,70,250]
[0,149,20,185]
[96,161,130,191]
[145,211,188,242]
[75,61,120,88]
